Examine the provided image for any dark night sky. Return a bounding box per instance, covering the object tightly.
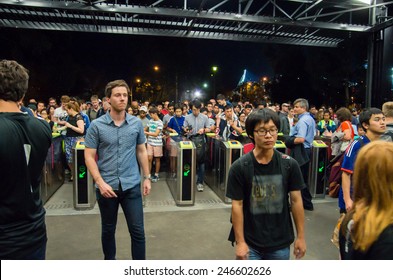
[0,27,368,106]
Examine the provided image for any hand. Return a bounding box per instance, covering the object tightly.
[235,241,249,260]
[345,199,353,212]
[293,238,306,259]
[143,179,151,196]
[98,181,117,198]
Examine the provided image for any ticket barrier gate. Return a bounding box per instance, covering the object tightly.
[274,140,286,154]
[72,140,96,210]
[316,136,332,160]
[40,132,65,204]
[213,140,243,204]
[166,136,196,206]
[308,140,328,199]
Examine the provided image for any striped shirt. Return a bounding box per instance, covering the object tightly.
[147,119,163,146]
[84,111,146,191]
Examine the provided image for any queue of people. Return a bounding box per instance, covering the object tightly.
[1,59,393,261]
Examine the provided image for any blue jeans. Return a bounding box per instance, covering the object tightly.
[196,162,205,185]
[248,246,290,260]
[96,185,146,260]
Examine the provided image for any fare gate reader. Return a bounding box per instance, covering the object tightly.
[72,140,95,210]
[166,139,196,206]
[274,140,286,153]
[308,140,329,199]
[212,140,243,204]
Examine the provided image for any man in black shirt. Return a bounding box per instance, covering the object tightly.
[226,109,306,260]
[0,60,52,259]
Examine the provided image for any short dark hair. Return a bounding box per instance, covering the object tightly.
[359,107,383,131]
[224,104,233,111]
[0,60,29,102]
[104,79,130,98]
[245,109,280,144]
[149,106,159,115]
[190,99,202,109]
[216,94,225,101]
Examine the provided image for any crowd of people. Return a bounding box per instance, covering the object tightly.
[1,59,393,260]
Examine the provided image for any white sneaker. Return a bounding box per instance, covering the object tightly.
[197,183,204,192]
[151,174,159,182]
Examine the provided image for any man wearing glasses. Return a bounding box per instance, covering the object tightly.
[226,109,306,260]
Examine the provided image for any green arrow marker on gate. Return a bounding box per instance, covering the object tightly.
[183,170,190,176]
[79,171,86,179]
[318,166,324,173]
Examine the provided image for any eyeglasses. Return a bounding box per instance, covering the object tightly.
[254,128,278,136]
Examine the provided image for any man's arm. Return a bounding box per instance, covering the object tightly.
[341,171,352,211]
[84,147,117,198]
[293,137,305,144]
[230,120,243,135]
[290,190,306,259]
[136,143,151,196]
[231,199,249,260]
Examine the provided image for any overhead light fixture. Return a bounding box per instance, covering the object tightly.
[357,0,372,5]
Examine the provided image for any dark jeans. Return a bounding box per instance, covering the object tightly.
[300,148,313,209]
[196,162,205,185]
[190,134,206,185]
[96,185,146,260]
[20,241,47,260]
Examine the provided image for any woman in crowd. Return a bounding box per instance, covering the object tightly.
[59,101,85,181]
[331,107,354,156]
[340,141,393,259]
[238,112,246,133]
[47,105,57,122]
[40,108,55,131]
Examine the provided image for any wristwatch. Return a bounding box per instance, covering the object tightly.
[143,174,151,180]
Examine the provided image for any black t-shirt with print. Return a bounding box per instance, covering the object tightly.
[0,112,52,259]
[227,150,305,252]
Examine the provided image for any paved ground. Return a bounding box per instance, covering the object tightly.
[44,175,341,260]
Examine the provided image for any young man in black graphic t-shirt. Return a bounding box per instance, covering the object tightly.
[226,109,306,260]
[0,60,52,259]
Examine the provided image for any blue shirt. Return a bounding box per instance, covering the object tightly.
[168,116,185,134]
[291,112,315,149]
[84,112,146,191]
[338,135,370,210]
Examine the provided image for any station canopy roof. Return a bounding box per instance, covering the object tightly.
[1,0,393,47]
